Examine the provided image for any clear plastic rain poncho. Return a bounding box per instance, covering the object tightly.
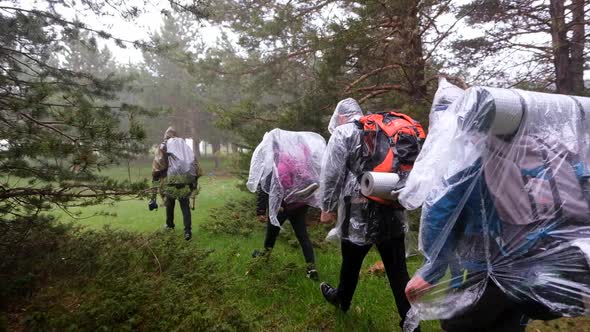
[400,78,465,210]
[321,98,409,245]
[166,138,196,178]
[401,86,590,331]
[246,129,326,226]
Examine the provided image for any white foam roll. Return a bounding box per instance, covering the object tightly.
[486,88,524,136]
[484,88,590,136]
[360,172,400,199]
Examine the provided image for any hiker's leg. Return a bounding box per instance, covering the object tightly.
[337,240,372,311]
[179,195,191,233]
[376,237,412,328]
[165,196,175,228]
[441,281,526,332]
[288,207,315,264]
[486,310,527,332]
[263,210,288,249]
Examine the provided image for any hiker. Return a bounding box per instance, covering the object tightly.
[152,127,201,241]
[246,129,326,280]
[402,87,590,332]
[318,98,422,331]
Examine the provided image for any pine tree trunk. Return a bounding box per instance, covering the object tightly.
[401,1,427,102]
[190,118,201,158]
[212,140,221,169]
[550,0,572,94]
[569,0,586,95]
[193,138,201,158]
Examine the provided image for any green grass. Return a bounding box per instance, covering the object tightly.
[45,161,590,331]
[50,162,437,331]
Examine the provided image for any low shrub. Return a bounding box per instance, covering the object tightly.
[201,196,260,236]
[0,219,252,331]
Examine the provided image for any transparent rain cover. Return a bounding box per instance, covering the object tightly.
[247,129,326,226]
[402,87,590,331]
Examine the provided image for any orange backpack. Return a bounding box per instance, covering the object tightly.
[357,111,426,204]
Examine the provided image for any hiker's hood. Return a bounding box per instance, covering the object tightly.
[328,98,363,134]
[399,77,465,210]
[164,127,177,140]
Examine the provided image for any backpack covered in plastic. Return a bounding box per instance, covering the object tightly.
[485,135,590,227]
[166,137,197,183]
[401,87,590,332]
[247,129,326,226]
[356,111,426,205]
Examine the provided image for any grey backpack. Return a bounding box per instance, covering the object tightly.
[484,135,590,226]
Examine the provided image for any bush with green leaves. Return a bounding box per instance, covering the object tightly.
[0,220,253,331]
[202,196,260,236]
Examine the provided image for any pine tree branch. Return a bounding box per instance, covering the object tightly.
[344,64,400,93]
[17,112,78,143]
[358,89,390,104]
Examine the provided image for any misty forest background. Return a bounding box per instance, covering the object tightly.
[1,0,590,331]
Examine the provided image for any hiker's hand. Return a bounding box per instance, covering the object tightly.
[320,211,336,224]
[405,276,431,303]
[257,215,268,223]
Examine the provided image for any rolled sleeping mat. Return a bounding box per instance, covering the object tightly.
[360,172,401,200]
[465,87,590,136]
[485,88,525,135]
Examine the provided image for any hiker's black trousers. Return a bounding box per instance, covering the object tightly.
[264,206,315,264]
[440,282,526,332]
[165,196,192,232]
[337,237,411,328]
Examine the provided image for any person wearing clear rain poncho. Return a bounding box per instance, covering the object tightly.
[318,98,417,331]
[246,129,326,280]
[152,127,201,241]
[402,87,590,332]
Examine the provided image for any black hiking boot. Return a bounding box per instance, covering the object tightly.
[184,232,192,241]
[306,264,319,281]
[252,248,271,258]
[320,282,346,311]
[164,224,174,230]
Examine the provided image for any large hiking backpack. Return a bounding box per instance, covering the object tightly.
[484,135,590,228]
[275,144,313,190]
[165,137,197,182]
[484,135,590,317]
[357,111,426,205]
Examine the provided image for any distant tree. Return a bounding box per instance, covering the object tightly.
[62,29,116,77]
[172,0,466,179]
[453,0,588,95]
[185,1,464,146]
[142,11,232,165]
[0,3,149,223]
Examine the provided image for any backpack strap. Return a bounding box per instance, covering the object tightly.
[569,96,586,122]
[538,143,564,221]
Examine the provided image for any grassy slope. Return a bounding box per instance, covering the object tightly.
[55,161,590,332]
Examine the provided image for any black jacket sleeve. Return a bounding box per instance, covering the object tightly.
[256,186,269,216]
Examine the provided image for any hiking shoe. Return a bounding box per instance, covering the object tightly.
[320,282,343,310]
[184,232,192,241]
[288,183,319,201]
[164,224,175,230]
[251,248,271,258]
[306,264,319,281]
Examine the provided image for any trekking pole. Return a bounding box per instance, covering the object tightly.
[190,185,198,211]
